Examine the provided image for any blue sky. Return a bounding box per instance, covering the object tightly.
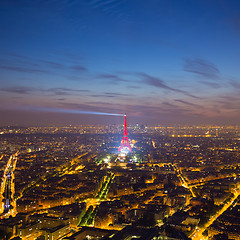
[1,0,240,126]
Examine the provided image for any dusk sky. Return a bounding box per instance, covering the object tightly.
[1,0,240,126]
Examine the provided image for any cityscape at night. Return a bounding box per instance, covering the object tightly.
[1,0,240,240]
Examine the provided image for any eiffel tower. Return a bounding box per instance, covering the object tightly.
[118,114,132,152]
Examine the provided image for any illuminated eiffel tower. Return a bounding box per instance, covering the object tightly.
[118,114,132,152]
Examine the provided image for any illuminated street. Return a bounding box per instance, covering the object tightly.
[171,163,196,197]
[0,152,18,217]
[191,185,240,240]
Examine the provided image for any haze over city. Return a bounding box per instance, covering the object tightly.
[1,0,240,126]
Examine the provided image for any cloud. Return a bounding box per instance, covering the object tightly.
[220,96,240,101]
[89,0,128,21]
[140,73,199,98]
[128,85,141,89]
[184,58,220,79]
[0,52,66,71]
[1,52,88,75]
[89,92,131,98]
[61,52,84,63]
[39,60,64,69]
[89,94,115,98]
[0,86,36,94]
[200,81,221,88]
[71,65,88,71]
[141,73,175,90]
[162,101,177,108]
[229,80,240,89]
[0,64,49,74]
[174,99,200,107]
[0,86,91,97]
[214,96,240,111]
[105,92,130,96]
[97,74,128,83]
[47,87,89,96]
[65,75,84,81]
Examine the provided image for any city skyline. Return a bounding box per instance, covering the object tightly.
[1,124,240,239]
[1,0,240,126]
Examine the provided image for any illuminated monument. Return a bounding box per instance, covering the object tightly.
[118,114,132,153]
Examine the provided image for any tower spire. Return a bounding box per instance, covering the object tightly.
[118,114,132,152]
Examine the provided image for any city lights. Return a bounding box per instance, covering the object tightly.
[1,0,240,239]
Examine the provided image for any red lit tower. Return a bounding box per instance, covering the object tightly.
[118,114,132,152]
